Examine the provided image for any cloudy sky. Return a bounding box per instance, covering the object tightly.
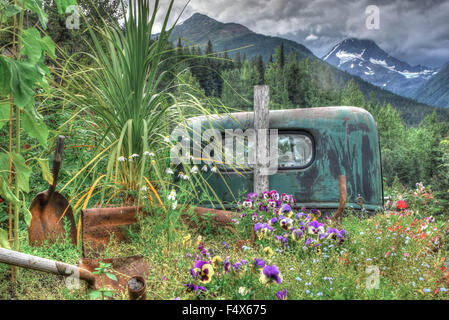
[154,0,449,68]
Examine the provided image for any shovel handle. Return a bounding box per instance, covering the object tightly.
[0,247,95,287]
[49,136,65,194]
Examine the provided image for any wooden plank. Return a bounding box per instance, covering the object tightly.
[253,85,270,195]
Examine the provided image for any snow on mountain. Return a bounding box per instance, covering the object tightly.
[322,38,438,97]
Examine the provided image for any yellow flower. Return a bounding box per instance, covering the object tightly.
[310,210,321,221]
[193,263,214,284]
[195,235,202,246]
[212,256,223,269]
[182,234,191,246]
[264,247,274,259]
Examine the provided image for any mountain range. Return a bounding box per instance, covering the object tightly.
[170,13,314,61]
[168,13,449,118]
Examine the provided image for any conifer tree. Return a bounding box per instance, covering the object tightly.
[255,55,265,85]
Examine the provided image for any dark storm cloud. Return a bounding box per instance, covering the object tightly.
[157,0,449,68]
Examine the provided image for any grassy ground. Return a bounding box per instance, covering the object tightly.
[1,203,448,300]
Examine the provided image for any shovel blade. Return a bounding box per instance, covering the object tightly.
[28,191,77,246]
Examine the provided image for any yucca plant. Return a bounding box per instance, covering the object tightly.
[61,0,235,212]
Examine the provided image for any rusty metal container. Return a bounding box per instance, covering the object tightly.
[128,276,146,300]
[81,206,139,257]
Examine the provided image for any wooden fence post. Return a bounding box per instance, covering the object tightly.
[253,85,270,195]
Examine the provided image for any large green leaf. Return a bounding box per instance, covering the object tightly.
[0,175,20,206]
[0,56,11,96]
[39,35,55,59]
[0,152,9,178]
[21,28,55,63]
[0,0,22,23]
[0,102,9,130]
[8,59,41,108]
[23,202,32,227]
[21,28,43,63]
[0,228,10,249]
[54,0,77,15]
[21,108,48,148]
[9,152,31,193]
[36,158,53,185]
[25,0,48,29]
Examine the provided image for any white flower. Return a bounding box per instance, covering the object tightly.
[238,287,249,296]
[168,190,176,201]
[130,154,139,158]
[141,186,148,192]
[178,172,185,179]
[190,166,198,174]
[182,174,190,180]
[172,200,177,210]
[117,156,127,162]
[164,136,170,143]
[211,166,217,173]
[143,151,155,157]
[201,165,208,172]
[243,200,252,208]
[166,168,174,175]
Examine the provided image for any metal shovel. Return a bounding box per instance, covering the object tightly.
[28,136,77,246]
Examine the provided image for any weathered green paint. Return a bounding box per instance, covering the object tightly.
[183,107,383,211]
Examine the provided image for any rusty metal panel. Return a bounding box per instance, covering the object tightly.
[79,256,148,292]
[81,207,138,257]
[184,107,383,211]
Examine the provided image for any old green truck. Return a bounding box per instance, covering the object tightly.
[177,106,383,212]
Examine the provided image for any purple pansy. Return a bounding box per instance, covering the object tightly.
[260,265,283,284]
[253,258,266,268]
[276,288,287,300]
[280,204,292,213]
[291,228,303,241]
[184,283,208,293]
[308,220,325,235]
[223,256,231,274]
